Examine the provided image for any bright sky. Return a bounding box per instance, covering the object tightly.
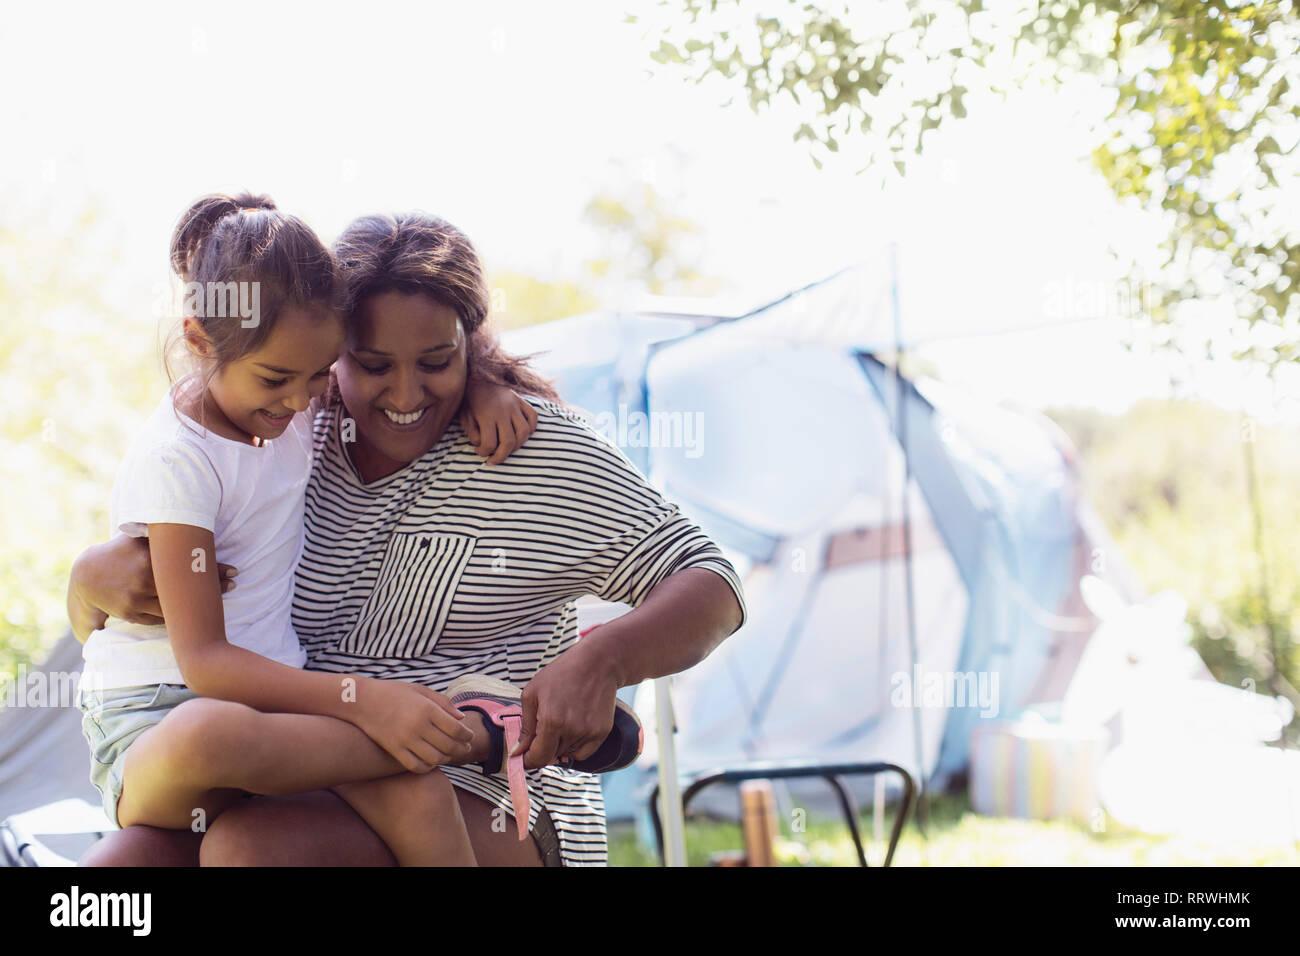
[2,0,1294,424]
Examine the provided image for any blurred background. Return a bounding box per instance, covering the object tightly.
[1,0,1298,865]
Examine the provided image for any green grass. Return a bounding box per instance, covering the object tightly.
[608,790,1300,867]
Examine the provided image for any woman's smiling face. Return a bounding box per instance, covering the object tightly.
[336,289,468,483]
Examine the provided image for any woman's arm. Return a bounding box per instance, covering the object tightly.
[68,537,158,641]
[512,567,743,769]
[586,566,744,684]
[67,534,238,642]
[146,523,473,772]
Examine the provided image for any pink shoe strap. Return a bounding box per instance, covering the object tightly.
[498,712,530,841]
[456,695,533,841]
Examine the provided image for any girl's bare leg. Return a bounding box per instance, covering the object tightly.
[454,788,544,866]
[332,770,477,866]
[115,697,447,830]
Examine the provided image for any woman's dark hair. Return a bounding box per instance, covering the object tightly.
[331,212,560,402]
[164,192,344,386]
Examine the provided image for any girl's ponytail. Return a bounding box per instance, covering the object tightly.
[169,192,278,279]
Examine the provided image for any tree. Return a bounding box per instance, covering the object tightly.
[486,271,599,331]
[583,185,719,299]
[644,0,1300,375]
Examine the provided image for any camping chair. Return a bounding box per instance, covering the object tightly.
[0,799,111,867]
[648,759,915,867]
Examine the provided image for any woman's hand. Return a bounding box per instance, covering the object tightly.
[67,534,236,642]
[459,379,538,465]
[512,641,622,770]
[510,569,744,768]
[351,677,475,773]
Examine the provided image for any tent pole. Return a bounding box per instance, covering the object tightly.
[890,241,929,838]
[654,676,688,866]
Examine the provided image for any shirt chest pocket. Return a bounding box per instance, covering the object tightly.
[335,532,475,659]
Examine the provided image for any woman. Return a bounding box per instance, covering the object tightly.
[67,211,746,866]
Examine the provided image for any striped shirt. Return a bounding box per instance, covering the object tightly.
[291,395,747,865]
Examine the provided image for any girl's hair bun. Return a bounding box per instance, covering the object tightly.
[238,194,276,212]
[169,191,277,277]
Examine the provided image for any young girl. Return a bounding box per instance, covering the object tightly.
[76,192,537,865]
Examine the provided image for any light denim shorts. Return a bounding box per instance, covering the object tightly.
[78,682,200,828]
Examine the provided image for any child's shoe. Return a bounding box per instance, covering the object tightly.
[445,674,531,840]
[445,671,645,839]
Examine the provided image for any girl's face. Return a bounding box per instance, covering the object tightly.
[187,307,344,444]
[335,290,468,483]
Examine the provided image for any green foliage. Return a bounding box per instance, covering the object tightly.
[1089,1,1300,371]
[647,0,1300,372]
[583,185,720,298]
[650,1,998,166]
[486,271,600,330]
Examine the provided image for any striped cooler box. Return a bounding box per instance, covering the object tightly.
[968,708,1110,825]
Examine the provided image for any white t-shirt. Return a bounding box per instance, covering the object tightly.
[80,387,311,691]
